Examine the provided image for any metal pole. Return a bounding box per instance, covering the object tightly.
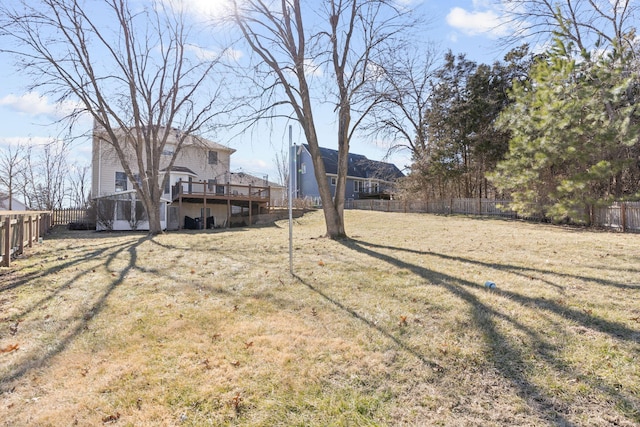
[288,125,294,275]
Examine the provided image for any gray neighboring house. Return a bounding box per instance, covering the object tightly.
[295,144,404,202]
[0,196,28,211]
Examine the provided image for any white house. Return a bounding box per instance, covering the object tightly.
[91,125,273,231]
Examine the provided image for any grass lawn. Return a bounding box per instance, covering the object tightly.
[1,210,639,426]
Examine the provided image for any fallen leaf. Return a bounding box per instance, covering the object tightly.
[1,343,19,353]
[102,412,120,423]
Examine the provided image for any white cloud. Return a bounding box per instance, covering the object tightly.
[446,5,511,38]
[304,59,323,77]
[160,0,235,21]
[0,92,82,120]
[0,136,53,148]
[186,44,242,62]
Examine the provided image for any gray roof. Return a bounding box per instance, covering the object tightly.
[302,144,404,181]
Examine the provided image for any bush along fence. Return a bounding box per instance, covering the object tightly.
[345,198,640,232]
[0,211,52,267]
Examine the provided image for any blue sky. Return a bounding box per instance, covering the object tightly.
[0,0,513,183]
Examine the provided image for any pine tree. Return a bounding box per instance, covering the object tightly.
[490,38,640,223]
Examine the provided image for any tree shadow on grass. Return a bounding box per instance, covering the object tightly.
[323,238,640,426]
[292,273,443,372]
[352,239,640,292]
[0,235,149,394]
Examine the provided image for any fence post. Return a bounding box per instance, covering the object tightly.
[18,216,24,255]
[621,203,627,233]
[28,215,33,248]
[3,216,11,267]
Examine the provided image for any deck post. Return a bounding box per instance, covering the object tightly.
[227,182,231,228]
[203,180,207,230]
[248,185,252,227]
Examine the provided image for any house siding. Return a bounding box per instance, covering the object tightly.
[92,126,237,231]
[92,129,234,198]
[297,146,321,199]
[296,144,403,201]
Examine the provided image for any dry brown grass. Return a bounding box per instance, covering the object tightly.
[1,210,639,426]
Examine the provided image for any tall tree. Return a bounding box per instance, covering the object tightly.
[415,47,531,199]
[501,0,639,54]
[232,0,409,239]
[69,163,91,209]
[0,142,27,210]
[33,140,70,210]
[365,46,438,162]
[1,0,228,234]
[490,39,640,222]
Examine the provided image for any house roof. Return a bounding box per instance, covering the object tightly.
[0,195,27,211]
[94,122,235,154]
[230,171,284,188]
[161,166,197,176]
[301,144,404,181]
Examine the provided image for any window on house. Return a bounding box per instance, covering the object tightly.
[208,150,218,165]
[115,172,127,192]
[301,163,306,174]
[354,180,364,193]
[330,177,337,186]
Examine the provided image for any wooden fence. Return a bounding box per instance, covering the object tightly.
[52,208,90,226]
[345,198,640,232]
[593,202,640,232]
[0,211,52,267]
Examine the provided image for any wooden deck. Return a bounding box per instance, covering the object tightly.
[171,180,271,229]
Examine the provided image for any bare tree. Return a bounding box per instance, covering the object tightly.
[69,163,90,208]
[274,145,289,187]
[39,140,69,210]
[1,0,229,234]
[232,0,410,239]
[0,142,28,210]
[365,46,438,160]
[500,0,639,54]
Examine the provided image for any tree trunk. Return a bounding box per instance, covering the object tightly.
[147,201,163,235]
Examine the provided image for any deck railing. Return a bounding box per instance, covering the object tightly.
[171,180,270,200]
[0,211,51,267]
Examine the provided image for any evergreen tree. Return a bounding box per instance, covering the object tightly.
[490,38,640,223]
